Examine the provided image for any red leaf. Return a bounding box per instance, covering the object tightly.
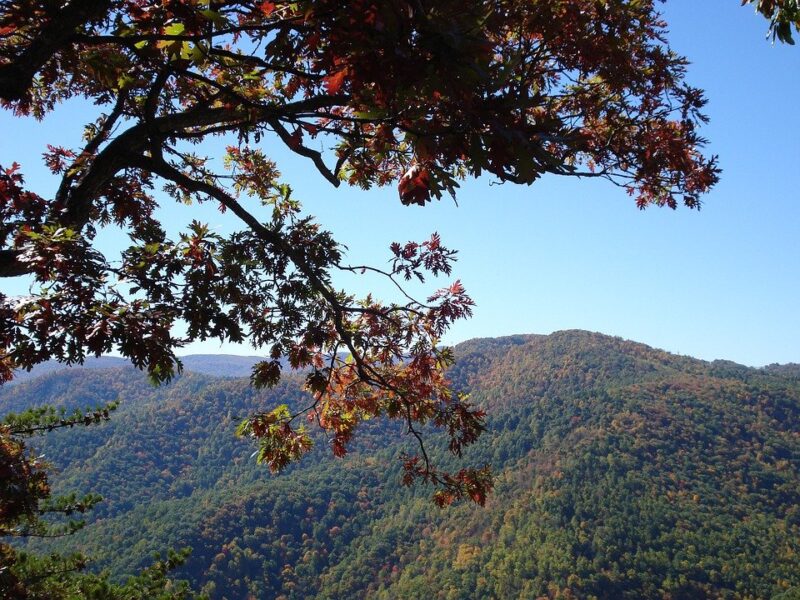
[259,1,276,15]
[323,69,347,94]
[287,128,303,150]
[398,165,431,206]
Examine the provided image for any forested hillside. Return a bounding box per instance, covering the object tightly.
[3,331,800,599]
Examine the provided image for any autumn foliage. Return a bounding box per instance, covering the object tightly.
[0,0,743,505]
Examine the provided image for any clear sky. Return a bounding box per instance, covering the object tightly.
[1,2,798,367]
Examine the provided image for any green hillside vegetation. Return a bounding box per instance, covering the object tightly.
[3,331,799,599]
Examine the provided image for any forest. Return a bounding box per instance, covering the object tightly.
[1,1,799,598]
[4,331,800,599]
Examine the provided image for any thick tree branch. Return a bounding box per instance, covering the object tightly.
[56,94,348,229]
[0,0,112,101]
[0,249,26,277]
[1,94,349,279]
[72,16,307,46]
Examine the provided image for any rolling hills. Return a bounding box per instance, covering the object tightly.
[2,331,799,599]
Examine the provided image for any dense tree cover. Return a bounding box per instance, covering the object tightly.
[0,390,203,598]
[0,1,794,596]
[1,546,202,600]
[6,331,800,599]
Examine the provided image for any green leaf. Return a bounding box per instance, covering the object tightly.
[163,22,185,36]
[199,9,228,25]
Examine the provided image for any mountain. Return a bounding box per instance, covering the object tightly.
[181,355,265,378]
[2,330,799,599]
[10,353,266,384]
[9,355,131,384]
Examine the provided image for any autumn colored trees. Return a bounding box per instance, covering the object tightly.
[0,0,795,596]
[0,0,729,503]
[6,332,800,598]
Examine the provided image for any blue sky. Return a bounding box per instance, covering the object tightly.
[1,2,798,366]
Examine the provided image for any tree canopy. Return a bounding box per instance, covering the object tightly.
[0,0,731,503]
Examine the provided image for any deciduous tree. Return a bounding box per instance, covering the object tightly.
[1,0,731,508]
[3,0,792,593]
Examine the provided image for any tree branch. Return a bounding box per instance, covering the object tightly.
[268,118,340,187]
[1,93,350,279]
[0,0,112,101]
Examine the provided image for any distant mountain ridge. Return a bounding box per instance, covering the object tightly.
[10,353,266,384]
[3,330,800,599]
[12,330,798,386]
